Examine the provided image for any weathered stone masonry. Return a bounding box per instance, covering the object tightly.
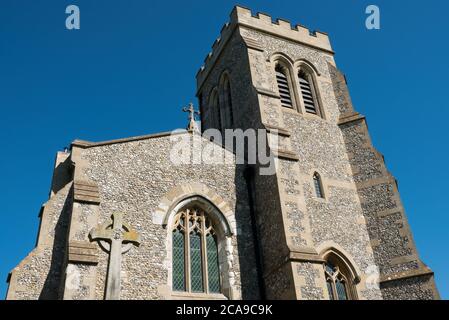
[195,6,439,300]
[6,6,439,300]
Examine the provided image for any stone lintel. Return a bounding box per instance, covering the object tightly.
[68,241,99,265]
[263,247,323,280]
[338,112,366,126]
[256,87,280,99]
[242,36,264,51]
[74,195,100,204]
[288,247,324,263]
[274,149,300,161]
[264,124,291,137]
[74,181,100,204]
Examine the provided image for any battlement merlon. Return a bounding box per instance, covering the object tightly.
[196,5,333,92]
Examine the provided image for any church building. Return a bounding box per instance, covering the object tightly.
[6,6,439,300]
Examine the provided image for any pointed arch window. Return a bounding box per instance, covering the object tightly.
[209,91,222,132]
[313,172,324,199]
[325,261,349,300]
[298,70,319,115]
[172,206,221,294]
[323,255,357,300]
[275,64,294,108]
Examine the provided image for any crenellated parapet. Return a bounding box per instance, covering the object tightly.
[196,5,333,89]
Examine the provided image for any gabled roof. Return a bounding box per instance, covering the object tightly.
[71,130,189,149]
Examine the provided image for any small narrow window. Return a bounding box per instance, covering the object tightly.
[210,92,222,132]
[206,233,220,293]
[198,94,204,131]
[298,70,318,114]
[313,173,324,198]
[275,64,293,108]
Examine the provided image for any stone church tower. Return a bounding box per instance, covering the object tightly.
[6,6,439,300]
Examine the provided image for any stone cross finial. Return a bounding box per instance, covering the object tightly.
[182,102,200,131]
[89,212,140,300]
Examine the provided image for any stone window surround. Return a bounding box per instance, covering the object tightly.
[307,169,330,203]
[171,205,220,294]
[152,183,238,300]
[269,53,326,120]
[218,71,235,130]
[316,242,362,300]
[312,172,326,199]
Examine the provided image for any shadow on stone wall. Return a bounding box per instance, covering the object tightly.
[233,164,262,299]
[51,156,73,195]
[39,187,73,300]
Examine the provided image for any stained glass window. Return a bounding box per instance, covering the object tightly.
[171,206,221,294]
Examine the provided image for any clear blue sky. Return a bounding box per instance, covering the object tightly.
[0,0,448,299]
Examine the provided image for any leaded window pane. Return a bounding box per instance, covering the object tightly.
[336,280,348,300]
[326,280,335,300]
[313,174,324,198]
[207,234,221,293]
[190,231,204,292]
[325,260,353,300]
[172,206,222,295]
[172,230,185,291]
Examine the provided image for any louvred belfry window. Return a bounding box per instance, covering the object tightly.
[275,64,293,108]
[299,70,318,114]
[172,206,221,294]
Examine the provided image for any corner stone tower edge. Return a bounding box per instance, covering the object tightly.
[195,5,439,300]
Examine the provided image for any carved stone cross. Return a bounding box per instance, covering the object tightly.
[182,102,200,131]
[89,212,140,300]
